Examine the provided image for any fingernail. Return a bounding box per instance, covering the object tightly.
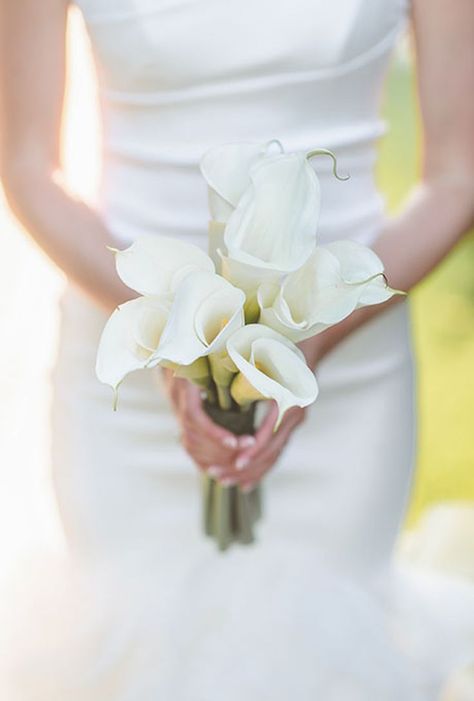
[208,466,223,478]
[220,478,237,487]
[239,435,256,448]
[235,457,249,471]
[241,483,254,493]
[222,436,238,449]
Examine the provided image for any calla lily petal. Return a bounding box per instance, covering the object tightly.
[133,299,171,352]
[324,240,400,306]
[199,140,284,221]
[257,248,350,341]
[258,242,400,342]
[257,281,323,341]
[219,250,282,321]
[219,252,282,293]
[113,234,214,297]
[324,240,384,283]
[207,220,227,272]
[224,151,320,272]
[227,324,318,428]
[207,192,235,223]
[226,323,306,365]
[153,270,245,366]
[96,296,170,392]
[281,247,363,327]
[357,276,395,306]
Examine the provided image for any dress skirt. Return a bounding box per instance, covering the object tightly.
[1,283,474,701]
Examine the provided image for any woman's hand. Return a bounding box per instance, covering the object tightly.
[161,368,256,473]
[209,401,307,492]
[161,369,306,488]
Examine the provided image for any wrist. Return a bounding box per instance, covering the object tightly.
[297,335,325,372]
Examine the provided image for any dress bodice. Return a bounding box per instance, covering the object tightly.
[72,0,410,246]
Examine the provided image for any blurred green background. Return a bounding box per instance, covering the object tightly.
[377,59,474,525]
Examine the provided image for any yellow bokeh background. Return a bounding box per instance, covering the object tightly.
[0,13,472,561]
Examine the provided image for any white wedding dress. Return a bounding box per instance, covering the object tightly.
[1,0,474,699]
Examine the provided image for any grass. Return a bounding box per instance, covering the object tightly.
[377,61,474,525]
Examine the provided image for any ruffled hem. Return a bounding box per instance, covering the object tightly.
[1,507,474,701]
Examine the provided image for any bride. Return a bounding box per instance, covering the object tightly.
[0,0,473,699]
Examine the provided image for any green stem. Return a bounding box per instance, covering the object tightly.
[202,472,215,536]
[216,383,232,410]
[200,401,262,551]
[235,489,255,545]
[205,383,218,405]
[214,481,233,551]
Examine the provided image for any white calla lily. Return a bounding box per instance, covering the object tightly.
[162,356,211,386]
[150,270,246,367]
[223,151,321,273]
[111,234,214,297]
[324,240,399,305]
[226,324,318,428]
[207,220,227,272]
[199,139,284,222]
[219,251,282,322]
[96,295,171,400]
[258,241,401,342]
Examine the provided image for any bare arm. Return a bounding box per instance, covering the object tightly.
[300,0,474,368]
[0,0,131,311]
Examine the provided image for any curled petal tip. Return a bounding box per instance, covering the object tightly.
[346,271,387,287]
[264,138,284,154]
[306,148,350,181]
[144,353,160,369]
[381,272,407,296]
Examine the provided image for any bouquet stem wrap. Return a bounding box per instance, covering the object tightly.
[202,401,262,551]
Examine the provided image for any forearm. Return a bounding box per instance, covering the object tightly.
[299,176,474,369]
[2,167,132,312]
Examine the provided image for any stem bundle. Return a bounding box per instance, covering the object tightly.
[201,398,262,551]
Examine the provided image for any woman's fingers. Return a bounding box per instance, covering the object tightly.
[234,401,279,471]
[216,407,305,485]
[174,381,241,469]
[164,372,240,469]
[171,374,305,483]
[182,383,239,449]
[238,417,298,489]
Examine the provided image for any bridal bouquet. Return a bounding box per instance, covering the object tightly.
[96,139,402,551]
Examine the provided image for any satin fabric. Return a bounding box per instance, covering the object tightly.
[1,1,473,699]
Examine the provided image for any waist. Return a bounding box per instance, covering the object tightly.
[99,148,387,251]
